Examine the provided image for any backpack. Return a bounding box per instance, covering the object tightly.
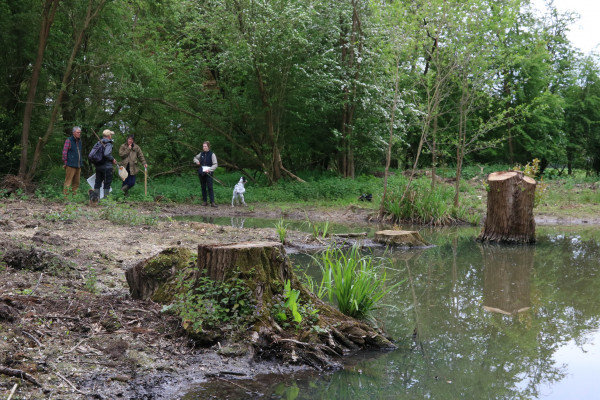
[88,141,105,164]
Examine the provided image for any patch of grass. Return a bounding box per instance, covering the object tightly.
[312,244,402,320]
[44,203,91,222]
[84,266,98,294]
[274,218,288,244]
[100,200,158,226]
[304,218,330,239]
[383,176,471,225]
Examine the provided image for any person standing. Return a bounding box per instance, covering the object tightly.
[62,126,83,196]
[93,129,117,198]
[119,134,147,195]
[193,141,218,207]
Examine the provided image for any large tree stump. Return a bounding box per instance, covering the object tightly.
[197,241,292,315]
[125,242,396,370]
[477,171,536,244]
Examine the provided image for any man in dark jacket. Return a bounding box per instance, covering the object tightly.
[93,129,117,198]
[62,126,83,196]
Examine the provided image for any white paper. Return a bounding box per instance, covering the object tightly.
[202,166,210,172]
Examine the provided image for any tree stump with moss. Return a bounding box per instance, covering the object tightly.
[374,230,429,247]
[196,241,396,369]
[125,247,192,302]
[477,171,536,244]
[125,242,397,370]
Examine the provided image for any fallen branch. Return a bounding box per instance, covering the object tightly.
[65,338,88,354]
[53,371,87,395]
[42,314,80,321]
[0,366,42,387]
[333,232,368,238]
[209,375,260,396]
[22,330,42,347]
[279,163,306,183]
[7,383,17,400]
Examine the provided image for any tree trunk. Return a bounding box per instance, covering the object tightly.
[18,0,60,179]
[198,241,292,313]
[26,0,106,181]
[477,171,536,244]
[379,55,400,220]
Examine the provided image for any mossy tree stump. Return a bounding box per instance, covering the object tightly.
[197,241,396,369]
[197,241,292,316]
[125,247,192,303]
[125,242,397,370]
[477,171,536,244]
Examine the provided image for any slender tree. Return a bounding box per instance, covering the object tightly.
[18,0,59,179]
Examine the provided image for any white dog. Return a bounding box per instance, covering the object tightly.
[232,176,247,207]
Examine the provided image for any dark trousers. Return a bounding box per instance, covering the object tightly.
[123,165,136,189]
[199,173,214,202]
[94,164,113,192]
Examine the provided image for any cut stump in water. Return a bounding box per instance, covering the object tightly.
[125,242,396,370]
[374,230,429,247]
[477,171,536,244]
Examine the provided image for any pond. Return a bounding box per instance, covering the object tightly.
[181,223,600,399]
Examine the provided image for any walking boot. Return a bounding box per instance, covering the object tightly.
[122,185,129,195]
[202,201,208,206]
[211,202,218,208]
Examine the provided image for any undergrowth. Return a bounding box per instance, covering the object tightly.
[165,266,256,335]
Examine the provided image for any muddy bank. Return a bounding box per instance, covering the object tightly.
[0,199,381,399]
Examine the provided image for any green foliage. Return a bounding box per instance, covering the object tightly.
[44,203,90,222]
[272,280,319,330]
[273,280,302,324]
[84,266,98,294]
[166,267,256,334]
[274,218,288,244]
[100,200,158,226]
[513,158,548,208]
[305,218,330,239]
[312,244,402,319]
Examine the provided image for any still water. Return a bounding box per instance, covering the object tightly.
[183,224,600,399]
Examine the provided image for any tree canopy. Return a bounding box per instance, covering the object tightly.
[1,0,599,183]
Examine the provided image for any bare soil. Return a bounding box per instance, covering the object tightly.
[0,197,596,399]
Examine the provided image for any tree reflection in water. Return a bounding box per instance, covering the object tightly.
[185,227,600,399]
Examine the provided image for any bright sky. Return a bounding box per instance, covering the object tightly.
[532,0,600,54]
